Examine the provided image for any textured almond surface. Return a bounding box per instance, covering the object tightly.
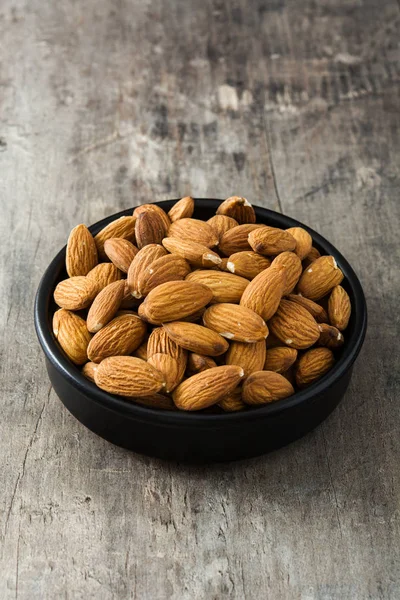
[269,299,320,349]
[172,365,244,411]
[243,371,294,405]
[168,196,194,222]
[86,263,123,294]
[328,285,351,331]
[219,224,263,256]
[207,215,239,243]
[127,244,167,298]
[53,309,92,365]
[218,387,246,412]
[286,227,312,260]
[240,265,286,320]
[162,237,221,268]
[137,254,190,297]
[133,203,171,232]
[186,353,217,374]
[66,224,98,277]
[135,210,167,248]
[163,322,229,356]
[186,269,249,304]
[271,252,302,295]
[54,276,97,310]
[104,238,138,273]
[297,255,344,300]
[226,251,271,279]
[86,280,125,333]
[168,218,218,248]
[87,313,147,362]
[264,347,298,373]
[317,323,344,349]
[302,246,321,268]
[94,216,136,259]
[225,340,266,378]
[95,356,165,397]
[133,339,149,361]
[203,303,269,342]
[249,226,296,255]
[286,294,328,323]
[134,393,177,411]
[82,361,98,382]
[296,347,335,387]
[148,353,183,392]
[216,196,256,224]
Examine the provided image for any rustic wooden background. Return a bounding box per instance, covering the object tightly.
[1,0,399,598]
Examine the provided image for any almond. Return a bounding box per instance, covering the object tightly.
[172,365,244,411]
[162,237,221,268]
[54,276,97,310]
[295,347,335,388]
[148,353,183,392]
[328,285,351,331]
[95,356,165,397]
[133,339,149,361]
[271,252,302,295]
[186,353,217,375]
[133,204,171,232]
[163,321,229,356]
[207,215,239,243]
[302,246,321,268]
[94,216,136,259]
[168,218,218,248]
[268,299,320,349]
[317,323,344,349]
[240,265,286,320]
[139,281,213,325]
[218,258,229,271]
[53,309,92,365]
[186,270,249,304]
[134,393,177,410]
[120,281,140,309]
[248,226,296,255]
[168,196,195,222]
[86,280,125,333]
[286,294,328,323]
[87,313,147,362]
[216,196,256,224]
[203,303,269,342]
[297,255,344,300]
[87,263,123,294]
[286,227,312,260]
[226,251,271,279]
[225,340,266,378]
[264,347,298,373]
[135,210,167,249]
[66,224,98,277]
[219,224,263,256]
[82,361,98,382]
[137,255,190,297]
[242,371,294,405]
[147,327,187,381]
[218,388,246,412]
[104,238,138,273]
[127,244,167,298]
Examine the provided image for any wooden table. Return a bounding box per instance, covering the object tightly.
[1,0,399,598]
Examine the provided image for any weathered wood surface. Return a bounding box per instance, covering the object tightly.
[1,0,399,598]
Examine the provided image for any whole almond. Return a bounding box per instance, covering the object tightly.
[203,303,269,343]
[133,204,171,232]
[317,323,344,349]
[168,218,218,248]
[87,280,125,333]
[240,265,286,320]
[269,299,320,349]
[218,387,246,412]
[163,321,229,356]
[186,353,217,375]
[186,270,249,304]
[66,224,98,277]
[249,226,296,255]
[219,224,263,256]
[226,251,271,279]
[216,196,256,224]
[162,237,221,268]
[139,281,213,325]
[286,294,328,323]
[82,361,98,382]
[104,238,138,273]
[207,215,239,243]
[94,216,136,259]
[147,327,187,382]
[172,365,244,411]
[53,309,92,365]
[134,393,176,410]
[303,246,321,268]
[328,285,351,331]
[168,196,195,222]
[135,210,167,249]
[225,340,266,378]
[271,251,302,295]
[54,276,97,310]
[264,347,298,373]
[95,356,165,397]
[127,244,167,298]
[243,371,294,405]
[297,255,344,300]
[148,353,183,392]
[286,227,312,260]
[296,347,335,387]
[87,263,123,294]
[87,313,147,362]
[137,254,190,297]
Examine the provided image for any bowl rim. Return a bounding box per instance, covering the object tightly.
[34,199,367,427]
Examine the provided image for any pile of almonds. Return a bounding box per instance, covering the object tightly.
[52,196,351,412]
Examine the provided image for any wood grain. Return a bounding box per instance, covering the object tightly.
[1,0,399,598]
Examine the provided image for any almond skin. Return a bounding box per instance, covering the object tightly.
[53,309,92,365]
[147,327,187,381]
[317,323,344,349]
[127,244,167,298]
[219,224,263,256]
[86,280,125,333]
[186,353,217,375]
[271,252,302,295]
[82,361,98,382]
[147,353,183,392]
[133,339,149,361]
[87,313,147,362]
[269,299,320,349]
[163,322,229,356]
[226,251,271,279]
[135,210,167,249]
[66,224,98,277]
[242,371,294,405]
[296,347,335,388]
[168,196,195,222]
[186,270,249,304]
[303,246,321,268]
[216,196,256,224]
[328,285,351,331]
[225,340,266,378]
[134,393,176,410]
[203,303,269,343]
[286,294,328,323]
[162,237,222,268]
[207,215,239,244]
[95,356,165,397]
[218,387,246,412]
[139,281,213,325]
[120,281,140,309]
[54,276,97,310]
[94,216,136,259]
[297,255,344,300]
[240,265,286,321]
[172,365,244,411]
[104,238,138,273]
[87,263,123,294]
[264,347,298,373]
[168,218,218,248]
[249,226,296,255]
[137,255,191,297]
[133,204,171,232]
[286,227,312,260]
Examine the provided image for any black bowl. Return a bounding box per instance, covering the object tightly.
[34,199,367,463]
